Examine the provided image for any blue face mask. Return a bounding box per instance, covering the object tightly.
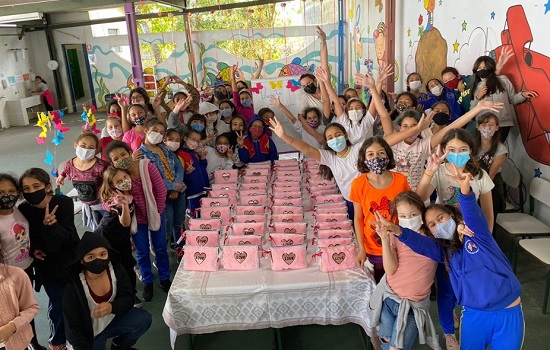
[446,151,470,167]
[191,124,205,132]
[327,136,347,152]
[241,99,253,108]
[434,219,457,240]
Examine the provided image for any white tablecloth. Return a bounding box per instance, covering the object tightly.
[162,259,376,346]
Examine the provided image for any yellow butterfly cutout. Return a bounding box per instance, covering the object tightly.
[269,81,283,89]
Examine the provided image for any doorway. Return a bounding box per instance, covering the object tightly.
[62,44,96,112]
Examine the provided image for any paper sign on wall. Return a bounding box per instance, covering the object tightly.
[7,76,16,86]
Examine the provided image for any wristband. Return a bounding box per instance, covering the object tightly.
[424,171,434,177]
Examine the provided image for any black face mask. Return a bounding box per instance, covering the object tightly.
[475,69,490,79]
[304,83,317,94]
[82,258,110,274]
[433,112,451,126]
[215,91,228,100]
[23,188,47,206]
[0,194,18,210]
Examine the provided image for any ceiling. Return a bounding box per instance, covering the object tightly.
[0,0,185,18]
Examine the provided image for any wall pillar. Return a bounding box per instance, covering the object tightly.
[124,2,143,88]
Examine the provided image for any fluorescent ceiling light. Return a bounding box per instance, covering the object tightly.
[0,24,18,27]
[0,12,43,24]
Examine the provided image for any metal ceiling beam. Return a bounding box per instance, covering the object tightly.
[0,0,129,17]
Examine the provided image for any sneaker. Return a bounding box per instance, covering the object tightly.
[49,344,68,350]
[133,294,143,308]
[142,283,153,301]
[134,265,143,282]
[160,279,172,293]
[444,334,459,350]
[29,339,48,350]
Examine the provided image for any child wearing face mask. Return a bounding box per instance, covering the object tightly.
[98,117,124,162]
[205,134,235,176]
[56,131,109,230]
[18,168,79,350]
[474,113,508,218]
[237,116,278,165]
[186,114,208,142]
[230,65,255,123]
[0,173,46,350]
[381,165,524,350]
[218,99,237,125]
[105,140,169,302]
[349,137,411,283]
[419,79,462,123]
[269,96,326,149]
[100,101,124,139]
[63,232,152,350]
[121,104,148,152]
[368,191,440,350]
[176,129,210,213]
[97,167,141,307]
[137,119,186,250]
[199,102,229,146]
[406,72,428,102]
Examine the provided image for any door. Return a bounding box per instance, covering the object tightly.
[62,44,96,112]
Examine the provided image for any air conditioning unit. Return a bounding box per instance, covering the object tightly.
[0,12,43,25]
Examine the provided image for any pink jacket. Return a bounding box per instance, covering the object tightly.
[0,265,39,350]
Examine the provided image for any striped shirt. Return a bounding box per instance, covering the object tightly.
[130,161,167,224]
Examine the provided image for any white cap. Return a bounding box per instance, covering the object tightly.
[199,101,219,115]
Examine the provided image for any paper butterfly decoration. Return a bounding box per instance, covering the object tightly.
[81,104,100,134]
[249,82,264,94]
[286,79,301,92]
[44,150,54,165]
[269,81,283,90]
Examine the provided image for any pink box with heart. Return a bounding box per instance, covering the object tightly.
[187,218,223,231]
[222,245,260,271]
[269,233,307,246]
[317,244,356,272]
[224,234,263,246]
[184,230,220,247]
[214,169,239,184]
[230,222,266,236]
[183,246,219,272]
[269,244,307,271]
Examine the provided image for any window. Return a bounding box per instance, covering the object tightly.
[107,28,119,35]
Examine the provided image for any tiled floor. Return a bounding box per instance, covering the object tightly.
[1,114,549,349]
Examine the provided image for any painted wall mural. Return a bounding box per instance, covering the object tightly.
[397,1,550,167]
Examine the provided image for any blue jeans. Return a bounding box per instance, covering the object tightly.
[460,304,524,350]
[379,298,418,350]
[436,263,457,334]
[132,211,170,284]
[165,192,187,245]
[92,307,152,350]
[42,275,67,345]
[345,199,355,220]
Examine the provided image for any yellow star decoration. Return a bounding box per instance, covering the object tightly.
[407,28,411,36]
[453,40,460,53]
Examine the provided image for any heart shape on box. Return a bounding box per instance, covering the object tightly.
[219,193,229,198]
[330,227,341,230]
[283,202,292,206]
[328,235,341,239]
[283,195,294,199]
[200,224,212,229]
[282,252,296,265]
[284,228,297,233]
[252,172,261,176]
[194,252,206,265]
[328,244,341,247]
[282,219,294,222]
[210,211,221,218]
[234,251,248,264]
[238,240,251,245]
[196,236,208,246]
[244,210,254,215]
[319,183,327,187]
[222,173,231,180]
[243,228,255,235]
[248,200,259,204]
[221,186,230,190]
[284,174,291,176]
[282,211,294,214]
[332,252,346,264]
[210,202,220,207]
[281,239,294,246]
[324,199,334,203]
[245,220,257,223]
[251,186,259,190]
[326,219,337,222]
[251,179,260,183]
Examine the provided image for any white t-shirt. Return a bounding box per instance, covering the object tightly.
[293,120,325,149]
[477,143,508,174]
[205,146,233,175]
[319,143,362,200]
[0,209,32,269]
[299,94,324,115]
[431,163,494,205]
[335,112,375,145]
[392,136,431,191]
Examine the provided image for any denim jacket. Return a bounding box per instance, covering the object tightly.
[138,143,185,192]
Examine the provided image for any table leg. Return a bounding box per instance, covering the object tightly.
[275,328,283,350]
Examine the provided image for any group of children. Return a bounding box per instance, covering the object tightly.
[0,25,534,350]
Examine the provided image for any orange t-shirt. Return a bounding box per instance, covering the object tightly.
[349,171,411,256]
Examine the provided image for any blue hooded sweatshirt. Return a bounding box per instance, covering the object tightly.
[418,85,463,123]
[397,190,521,311]
[237,115,278,164]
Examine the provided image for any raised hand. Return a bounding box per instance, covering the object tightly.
[226,145,234,160]
[236,131,245,147]
[355,71,375,89]
[115,93,128,109]
[457,223,475,242]
[426,145,448,175]
[496,46,514,74]
[43,204,59,226]
[377,61,394,84]
[314,67,330,83]
[173,95,193,114]
[521,90,539,99]
[445,163,473,195]
[269,96,282,107]
[269,117,286,139]
[373,211,402,237]
[316,25,327,41]
[476,100,504,113]
[416,112,433,131]
[152,93,162,108]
